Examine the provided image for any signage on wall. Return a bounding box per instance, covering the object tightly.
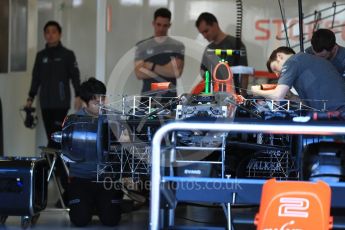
[253,2,345,47]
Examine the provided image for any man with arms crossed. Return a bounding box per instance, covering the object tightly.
[134,8,185,101]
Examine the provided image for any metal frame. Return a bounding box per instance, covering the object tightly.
[40,147,69,211]
[149,121,345,230]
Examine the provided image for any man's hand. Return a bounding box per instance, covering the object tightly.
[150,57,184,79]
[26,97,33,108]
[251,84,289,100]
[251,85,261,95]
[134,60,157,80]
[143,61,154,71]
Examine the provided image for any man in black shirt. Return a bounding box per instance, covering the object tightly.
[25,21,81,208]
[26,21,81,148]
[196,12,249,96]
[134,8,185,100]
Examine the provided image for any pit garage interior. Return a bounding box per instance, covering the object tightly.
[2,0,345,229]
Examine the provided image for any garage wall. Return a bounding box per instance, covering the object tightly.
[0,0,344,155]
[0,0,37,156]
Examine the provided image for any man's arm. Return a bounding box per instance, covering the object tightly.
[68,51,81,95]
[151,57,184,79]
[134,60,158,80]
[134,41,157,80]
[251,84,290,100]
[28,53,41,102]
[136,57,184,79]
[67,51,82,110]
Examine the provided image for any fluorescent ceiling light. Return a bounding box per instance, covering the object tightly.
[120,0,143,6]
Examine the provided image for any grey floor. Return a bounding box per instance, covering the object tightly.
[0,179,257,230]
[1,170,345,230]
[2,205,257,230]
[2,208,149,230]
[3,178,344,230]
[1,180,150,230]
[0,153,256,229]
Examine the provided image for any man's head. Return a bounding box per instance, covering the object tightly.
[80,77,107,116]
[267,46,296,76]
[152,8,171,37]
[195,12,220,42]
[43,21,62,47]
[311,28,337,60]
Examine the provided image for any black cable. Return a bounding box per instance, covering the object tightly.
[234,0,243,96]
[332,1,337,28]
[235,0,243,53]
[278,0,290,47]
[312,11,321,33]
[297,0,305,52]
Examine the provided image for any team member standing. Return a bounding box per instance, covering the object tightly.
[134,8,185,101]
[195,12,249,96]
[26,20,81,148]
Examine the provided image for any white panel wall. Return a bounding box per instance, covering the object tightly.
[0,0,38,156]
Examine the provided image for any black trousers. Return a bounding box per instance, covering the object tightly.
[41,108,69,149]
[68,177,123,227]
[41,108,69,192]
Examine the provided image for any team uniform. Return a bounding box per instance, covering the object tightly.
[306,46,345,78]
[67,108,123,227]
[135,36,185,98]
[29,42,80,148]
[278,52,345,111]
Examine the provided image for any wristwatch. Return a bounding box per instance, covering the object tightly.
[151,63,156,71]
